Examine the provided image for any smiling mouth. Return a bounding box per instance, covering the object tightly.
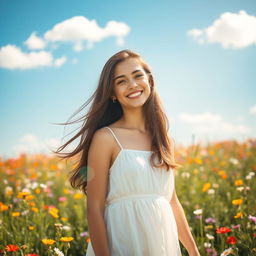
[126,90,143,99]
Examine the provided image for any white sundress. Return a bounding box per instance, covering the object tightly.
[86,126,182,256]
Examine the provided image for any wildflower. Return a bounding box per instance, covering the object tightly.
[27,254,39,256]
[73,193,83,199]
[226,236,236,245]
[61,217,68,222]
[42,239,55,245]
[49,207,59,218]
[4,186,13,196]
[206,248,217,256]
[236,186,244,192]
[12,212,21,217]
[62,225,71,231]
[28,226,35,230]
[5,244,19,252]
[234,179,243,186]
[31,207,39,213]
[80,231,89,237]
[232,199,243,205]
[204,242,211,248]
[205,217,216,224]
[216,227,231,234]
[60,237,74,242]
[220,247,233,256]
[202,183,211,192]
[58,197,66,202]
[0,202,8,211]
[193,209,203,215]
[231,224,240,229]
[248,215,256,224]
[207,189,215,195]
[234,212,243,218]
[206,233,214,240]
[181,172,190,179]
[54,247,64,256]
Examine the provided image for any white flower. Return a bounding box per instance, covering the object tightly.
[249,171,255,177]
[206,233,214,240]
[229,157,239,165]
[54,247,64,256]
[62,225,71,231]
[181,172,190,179]
[204,242,211,248]
[207,189,215,195]
[40,183,47,188]
[193,209,203,215]
[220,247,233,256]
[236,186,244,192]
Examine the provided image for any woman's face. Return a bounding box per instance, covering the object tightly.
[112,58,152,109]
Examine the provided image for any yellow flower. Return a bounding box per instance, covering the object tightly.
[12,212,21,217]
[234,179,243,186]
[234,212,243,218]
[60,237,74,242]
[17,192,30,199]
[61,217,68,222]
[202,183,211,192]
[35,188,41,194]
[232,199,243,205]
[73,193,83,199]
[63,188,71,194]
[42,239,55,245]
[49,207,59,218]
[194,158,202,164]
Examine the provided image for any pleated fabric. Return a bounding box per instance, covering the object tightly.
[86,127,182,256]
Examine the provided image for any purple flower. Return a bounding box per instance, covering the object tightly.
[248,215,256,224]
[206,248,217,256]
[80,231,89,237]
[205,217,216,224]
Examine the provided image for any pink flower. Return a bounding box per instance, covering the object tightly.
[58,197,67,202]
[248,215,256,224]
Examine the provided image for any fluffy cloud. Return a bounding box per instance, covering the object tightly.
[0,45,66,69]
[249,105,256,115]
[24,32,47,50]
[11,134,75,158]
[188,10,256,49]
[179,112,250,134]
[44,16,130,50]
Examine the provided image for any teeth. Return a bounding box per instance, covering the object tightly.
[127,91,142,98]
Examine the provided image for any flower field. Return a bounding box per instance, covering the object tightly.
[0,138,256,255]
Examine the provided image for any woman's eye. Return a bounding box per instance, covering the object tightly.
[117,80,125,85]
[135,74,143,78]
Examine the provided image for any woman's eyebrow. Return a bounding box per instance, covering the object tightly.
[114,69,142,81]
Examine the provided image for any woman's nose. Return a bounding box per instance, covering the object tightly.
[128,78,137,88]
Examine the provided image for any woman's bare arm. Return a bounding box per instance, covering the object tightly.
[169,135,200,256]
[86,128,113,256]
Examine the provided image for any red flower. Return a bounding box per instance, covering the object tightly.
[227,236,237,244]
[5,244,19,252]
[27,254,40,256]
[216,227,231,234]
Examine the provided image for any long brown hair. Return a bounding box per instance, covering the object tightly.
[52,49,181,195]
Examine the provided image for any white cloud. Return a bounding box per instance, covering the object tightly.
[187,10,256,49]
[0,44,66,70]
[249,105,256,114]
[54,56,67,67]
[44,16,130,50]
[24,32,47,50]
[179,112,250,135]
[11,134,76,158]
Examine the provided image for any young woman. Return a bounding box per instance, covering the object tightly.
[54,50,200,256]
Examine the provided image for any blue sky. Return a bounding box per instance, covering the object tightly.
[1,0,256,159]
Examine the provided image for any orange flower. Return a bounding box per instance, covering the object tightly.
[25,195,35,201]
[202,183,211,192]
[0,202,8,211]
[6,244,19,252]
[12,212,21,217]
[28,226,35,231]
[73,193,83,199]
[17,191,30,199]
[216,227,231,234]
[234,212,243,218]
[232,199,243,205]
[35,188,41,194]
[31,207,39,213]
[61,217,68,222]
[234,179,243,186]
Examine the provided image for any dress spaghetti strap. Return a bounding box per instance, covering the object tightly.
[105,127,123,150]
